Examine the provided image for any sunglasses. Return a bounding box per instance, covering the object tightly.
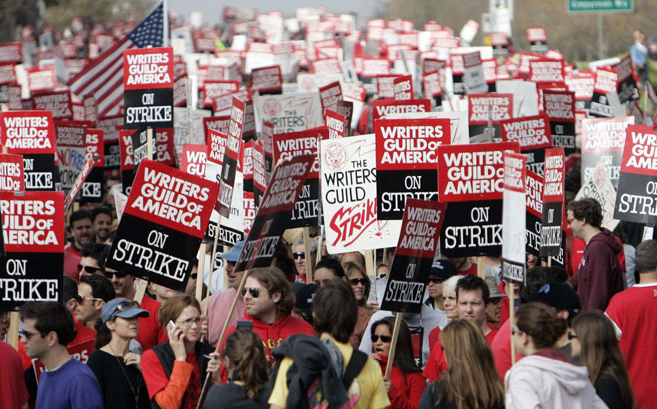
[350,278,368,286]
[75,294,103,303]
[241,287,260,298]
[103,271,127,279]
[293,252,306,259]
[371,335,392,343]
[428,277,444,284]
[19,330,41,340]
[78,264,103,274]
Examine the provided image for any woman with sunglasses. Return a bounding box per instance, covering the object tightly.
[419,319,503,409]
[87,297,151,409]
[345,261,375,348]
[370,317,426,409]
[142,294,221,409]
[506,302,608,409]
[570,311,634,409]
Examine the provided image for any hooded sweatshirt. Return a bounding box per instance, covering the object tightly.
[505,349,608,409]
[571,228,624,311]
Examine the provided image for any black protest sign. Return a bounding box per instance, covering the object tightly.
[130,128,156,169]
[272,127,326,227]
[0,191,65,311]
[23,154,57,191]
[525,170,544,258]
[449,54,465,95]
[543,90,576,155]
[501,152,527,284]
[589,67,618,118]
[613,56,640,103]
[581,116,634,189]
[218,97,245,218]
[437,142,520,257]
[106,160,219,291]
[500,114,552,176]
[123,47,174,129]
[381,199,447,313]
[614,125,657,224]
[375,118,450,220]
[540,148,565,258]
[235,154,315,272]
[81,129,104,202]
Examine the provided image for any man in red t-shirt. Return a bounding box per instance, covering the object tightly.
[424,275,497,381]
[222,267,315,361]
[606,239,657,409]
[64,210,95,281]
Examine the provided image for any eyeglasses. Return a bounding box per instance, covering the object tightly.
[293,252,305,259]
[78,264,103,274]
[371,335,392,343]
[19,330,41,340]
[103,271,127,279]
[350,278,368,286]
[176,317,201,327]
[75,294,103,303]
[567,332,578,340]
[241,287,260,298]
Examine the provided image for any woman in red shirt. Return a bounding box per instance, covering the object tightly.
[370,317,426,409]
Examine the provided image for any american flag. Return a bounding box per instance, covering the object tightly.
[68,2,165,118]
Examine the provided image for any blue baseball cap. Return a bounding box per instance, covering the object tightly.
[101,298,149,323]
[220,241,245,263]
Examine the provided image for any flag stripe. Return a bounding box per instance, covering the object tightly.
[71,37,131,95]
[76,43,133,97]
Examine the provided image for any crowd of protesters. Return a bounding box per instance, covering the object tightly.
[2,6,657,409]
[1,171,655,409]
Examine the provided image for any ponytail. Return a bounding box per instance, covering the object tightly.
[94,318,112,350]
[516,302,568,349]
[224,330,269,399]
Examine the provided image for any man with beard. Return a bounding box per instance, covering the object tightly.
[92,207,113,244]
[64,210,95,281]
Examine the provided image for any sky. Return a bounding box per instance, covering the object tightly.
[166,0,384,25]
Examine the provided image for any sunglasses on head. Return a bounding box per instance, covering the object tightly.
[78,264,103,274]
[293,252,306,259]
[371,335,392,343]
[350,278,368,286]
[103,271,127,279]
[241,287,260,298]
[75,294,103,303]
[115,300,139,313]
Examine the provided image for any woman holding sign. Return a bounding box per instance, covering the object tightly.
[141,295,221,409]
[370,317,425,409]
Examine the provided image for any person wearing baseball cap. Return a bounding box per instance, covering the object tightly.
[484,277,508,330]
[522,281,582,363]
[87,298,150,409]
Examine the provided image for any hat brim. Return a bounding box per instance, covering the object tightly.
[114,308,149,320]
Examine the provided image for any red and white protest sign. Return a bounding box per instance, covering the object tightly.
[32,90,73,120]
[371,99,431,122]
[0,111,56,154]
[218,97,245,217]
[27,68,57,93]
[319,81,342,113]
[517,52,542,77]
[0,64,16,85]
[123,47,174,90]
[325,109,346,139]
[252,140,267,206]
[422,71,442,99]
[593,67,619,95]
[0,42,22,64]
[253,92,323,134]
[312,58,342,75]
[202,80,239,107]
[468,93,513,125]
[391,75,413,101]
[0,153,24,192]
[377,74,403,99]
[204,116,231,140]
[529,58,565,84]
[500,114,552,150]
[581,116,634,187]
[181,144,208,178]
[251,65,282,94]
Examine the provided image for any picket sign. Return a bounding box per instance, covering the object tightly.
[133,127,155,305]
[195,242,207,302]
[509,282,516,365]
[303,227,314,284]
[476,257,485,278]
[385,312,403,381]
[2,143,18,350]
[207,213,223,303]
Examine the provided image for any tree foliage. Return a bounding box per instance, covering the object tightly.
[381,0,656,61]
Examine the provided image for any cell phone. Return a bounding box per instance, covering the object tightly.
[236,320,253,332]
[167,320,177,332]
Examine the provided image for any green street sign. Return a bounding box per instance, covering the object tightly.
[567,0,633,13]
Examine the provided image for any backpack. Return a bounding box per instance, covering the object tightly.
[306,349,368,409]
[267,346,369,409]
